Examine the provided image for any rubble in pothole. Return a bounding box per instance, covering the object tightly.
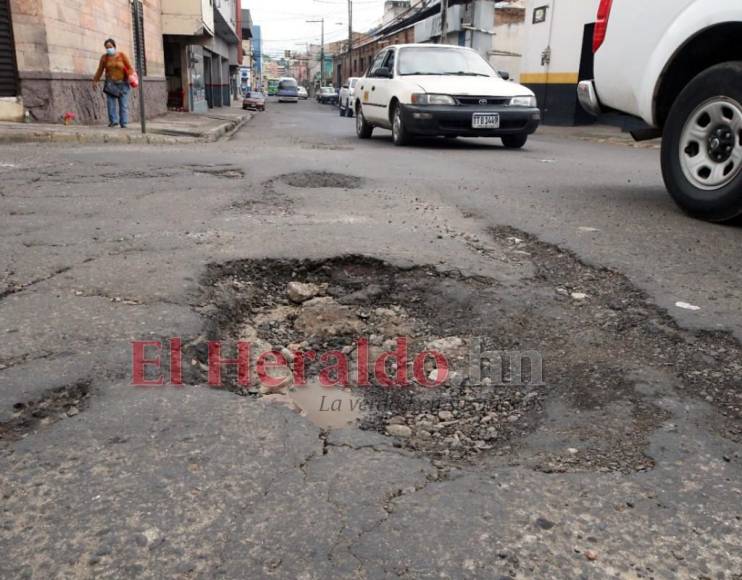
[189,257,547,462]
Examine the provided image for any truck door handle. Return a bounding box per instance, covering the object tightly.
[371,86,375,91]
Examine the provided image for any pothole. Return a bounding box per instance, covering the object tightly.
[278,171,362,189]
[188,229,741,468]
[0,381,92,442]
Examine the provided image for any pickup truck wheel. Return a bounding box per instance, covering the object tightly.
[356,106,373,139]
[661,62,742,222]
[392,105,411,146]
[501,133,528,149]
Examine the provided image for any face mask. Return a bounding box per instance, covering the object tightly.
[106,47,116,56]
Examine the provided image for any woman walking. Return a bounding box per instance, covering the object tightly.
[92,39,134,128]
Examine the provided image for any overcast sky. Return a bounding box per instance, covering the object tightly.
[246,0,390,56]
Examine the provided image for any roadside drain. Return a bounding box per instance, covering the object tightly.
[278,171,362,189]
[0,381,92,442]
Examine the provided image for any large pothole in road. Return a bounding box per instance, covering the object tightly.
[186,235,742,471]
[279,171,362,189]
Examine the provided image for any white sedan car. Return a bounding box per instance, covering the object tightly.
[354,44,541,147]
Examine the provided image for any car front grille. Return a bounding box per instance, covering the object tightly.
[455,96,510,106]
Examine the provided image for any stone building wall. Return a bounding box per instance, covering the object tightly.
[10,0,166,124]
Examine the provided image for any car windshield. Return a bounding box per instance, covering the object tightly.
[249,92,263,98]
[278,80,297,90]
[350,79,358,88]
[321,88,334,94]
[398,47,495,77]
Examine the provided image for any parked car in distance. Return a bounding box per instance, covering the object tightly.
[578,0,742,222]
[354,44,540,147]
[277,78,299,103]
[339,77,360,117]
[243,91,266,111]
[317,86,339,105]
[297,86,309,100]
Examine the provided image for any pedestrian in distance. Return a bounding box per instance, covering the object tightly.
[92,39,134,128]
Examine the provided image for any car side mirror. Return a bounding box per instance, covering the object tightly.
[498,70,511,81]
[375,67,392,79]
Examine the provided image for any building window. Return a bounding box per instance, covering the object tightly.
[131,0,147,75]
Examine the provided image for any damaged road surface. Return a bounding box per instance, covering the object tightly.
[0,102,740,579]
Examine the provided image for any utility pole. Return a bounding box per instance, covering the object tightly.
[347,0,353,82]
[439,0,448,45]
[133,0,146,133]
[306,18,325,85]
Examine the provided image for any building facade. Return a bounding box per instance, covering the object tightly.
[490,1,526,82]
[161,0,240,113]
[251,24,262,90]
[240,9,253,93]
[5,0,166,123]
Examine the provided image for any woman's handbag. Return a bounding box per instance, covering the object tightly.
[128,70,139,89]
[103,80,124,98]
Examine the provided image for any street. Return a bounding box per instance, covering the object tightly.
[1,99,741,578]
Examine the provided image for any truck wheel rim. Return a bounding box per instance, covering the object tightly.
[680,97,742,191]
[356,110,363,133]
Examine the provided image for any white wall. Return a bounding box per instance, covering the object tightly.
[490,8,525,81]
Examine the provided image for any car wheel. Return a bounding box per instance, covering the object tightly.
[661,62,742,222]
[356,106,373,139]
[339,105,345,117]
[501,133,528,149]
[392,105,411,146]
[347,107,353,118]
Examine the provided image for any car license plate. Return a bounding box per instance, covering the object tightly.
[472,113,500,129]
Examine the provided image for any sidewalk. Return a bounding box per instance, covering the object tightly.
[0,108,251,145]
[539,123,661,149]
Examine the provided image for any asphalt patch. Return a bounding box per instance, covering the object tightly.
[278,171,362,189]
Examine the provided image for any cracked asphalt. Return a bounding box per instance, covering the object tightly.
[0,100,741,579]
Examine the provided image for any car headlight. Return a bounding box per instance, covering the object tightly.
[411,93,456,105]
[510,95,537,107]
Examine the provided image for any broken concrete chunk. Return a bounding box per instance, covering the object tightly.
[287,281,320,304]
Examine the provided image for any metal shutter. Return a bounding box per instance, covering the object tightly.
[0,0,18,97]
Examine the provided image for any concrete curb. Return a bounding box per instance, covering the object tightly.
[0,113,252,145]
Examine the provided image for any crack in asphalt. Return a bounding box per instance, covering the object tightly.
[0,266,71,302]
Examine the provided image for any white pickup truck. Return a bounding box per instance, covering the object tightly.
[578,0,742,222]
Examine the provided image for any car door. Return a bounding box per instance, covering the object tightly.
[372,49,397,128]
[359,50,388,123]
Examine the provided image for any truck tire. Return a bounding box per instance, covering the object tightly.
[661,62,742,222]
[356,105,373,139]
